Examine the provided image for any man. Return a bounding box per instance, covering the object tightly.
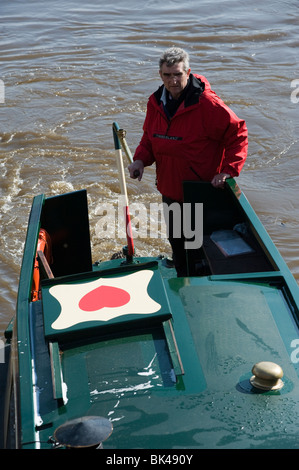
[128,47,248,276]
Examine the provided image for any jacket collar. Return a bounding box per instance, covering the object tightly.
[154,73,205,108]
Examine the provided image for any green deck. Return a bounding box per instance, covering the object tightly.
[27,262,299,449]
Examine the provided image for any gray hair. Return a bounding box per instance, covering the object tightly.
[159,47,190,72]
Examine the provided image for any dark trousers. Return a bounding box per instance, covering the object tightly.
[162,195,187,277]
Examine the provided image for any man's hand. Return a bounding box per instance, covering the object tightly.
[211,173,230,189]
[128,160,144,181]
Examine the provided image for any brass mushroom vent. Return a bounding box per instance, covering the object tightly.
[250,361,284,391]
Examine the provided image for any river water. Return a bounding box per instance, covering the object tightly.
[1,0,298,337]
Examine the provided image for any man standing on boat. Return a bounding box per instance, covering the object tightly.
[128,47,248,276]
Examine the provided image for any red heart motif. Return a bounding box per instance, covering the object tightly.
[78,285,130,312]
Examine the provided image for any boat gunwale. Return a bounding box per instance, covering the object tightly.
[12,194,45,448]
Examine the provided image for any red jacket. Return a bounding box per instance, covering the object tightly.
[134,74,248,201]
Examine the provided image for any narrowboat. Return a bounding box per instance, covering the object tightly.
[3,123,299,449]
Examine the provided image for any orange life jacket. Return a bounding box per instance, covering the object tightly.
[31,228,52,301]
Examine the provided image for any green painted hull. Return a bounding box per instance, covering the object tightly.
[4,179,299,449]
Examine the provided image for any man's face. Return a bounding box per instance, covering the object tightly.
[159,62,191,100]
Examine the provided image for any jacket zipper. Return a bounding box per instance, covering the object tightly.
[165,120,171,136]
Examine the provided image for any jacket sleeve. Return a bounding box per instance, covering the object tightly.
[204,96,248,177]
[133,100,156,167]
